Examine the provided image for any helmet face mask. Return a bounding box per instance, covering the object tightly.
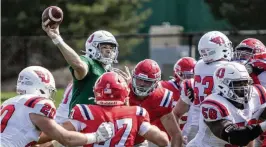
[176,71,194,80]
[233,48,253,64]
[233,38,266,64]
[85,30,119,65]
[214,63,253,106]
[173,57,196,83]
[223,78,252,104]
[132,75,158,97]
[132,59,161,97]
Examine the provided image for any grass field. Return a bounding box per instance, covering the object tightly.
[1,89,65,107]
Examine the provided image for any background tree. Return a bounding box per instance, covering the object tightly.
[205,0,266,30]
[1,0,151,80]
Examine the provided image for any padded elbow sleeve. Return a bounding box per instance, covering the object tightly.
[221,124,263,146]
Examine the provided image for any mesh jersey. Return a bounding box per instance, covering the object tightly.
[69,104,150,147]
[250,70,266,88]
[1,94,56,147]
[69,55,106,112]
[56,83,73,119]
[190,85,266,147]
[159,79,188,129]
[129,85,173,144]
[250,57,266,88]
[190,59,229,127]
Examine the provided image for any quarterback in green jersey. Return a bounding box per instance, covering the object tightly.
[42,24,119,112]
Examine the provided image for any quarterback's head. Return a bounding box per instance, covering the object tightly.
[94,72,129,106]
[233,38,266,64]
[214,62,252,106]
[198,31,232,64]
[16,66,56,100]
[173,57,196,83]
[85,30,119,65]
[132,59,161,97]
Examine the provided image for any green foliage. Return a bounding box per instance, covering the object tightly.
[205,0,266,30]
[1,89,65,107]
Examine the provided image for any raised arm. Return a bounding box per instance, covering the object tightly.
[42,25,88,80]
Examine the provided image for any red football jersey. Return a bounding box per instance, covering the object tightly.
[70,104,150,147]
[129,85,174,143]
[159,79,181,105]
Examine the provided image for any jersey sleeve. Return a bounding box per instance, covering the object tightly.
[136,106,151,136]
[200,99,230,122]
[24,97,56,119]
[69,104,94,122]
[252,85,266,119]
[180,79,194,105]
[69,55,91,80]
[157,88,174,115]
[69,104,93,131]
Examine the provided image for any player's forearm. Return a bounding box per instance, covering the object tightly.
[161,112,183,147]
[55,39,86,71]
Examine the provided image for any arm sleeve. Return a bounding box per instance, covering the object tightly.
[25,97,56,119]
[136,106,151,136]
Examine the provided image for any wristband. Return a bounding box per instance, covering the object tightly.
[52,36,63,45]
[85,133,97,144]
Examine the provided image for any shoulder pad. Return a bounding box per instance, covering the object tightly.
[201,99,229,122]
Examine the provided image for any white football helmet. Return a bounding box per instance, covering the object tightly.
[16,66,56,100]
[85,30,119,65]
[214,62,252,105]
[198,31,232,63]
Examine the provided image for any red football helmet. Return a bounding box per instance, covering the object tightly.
[173,57,196,83]
[94,72,129,106]
[132,59,161,97]
[234,38,266,64]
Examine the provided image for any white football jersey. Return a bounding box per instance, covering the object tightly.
[188,60,229,131]
[179,78,194,137]
[55,83,73,124]
[188,85,266,147]
[252,71,266,88]
[0,94,56,147]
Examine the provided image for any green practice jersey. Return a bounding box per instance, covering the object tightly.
[69,55,105,112]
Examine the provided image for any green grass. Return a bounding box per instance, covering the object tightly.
[1,89,65,107]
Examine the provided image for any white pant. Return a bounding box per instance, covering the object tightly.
[185,125,199,143]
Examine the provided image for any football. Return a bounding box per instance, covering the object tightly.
[42,6,63,29]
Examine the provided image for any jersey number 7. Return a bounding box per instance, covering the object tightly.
[94,118,132,147]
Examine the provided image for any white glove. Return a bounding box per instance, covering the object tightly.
[95,122,114,143]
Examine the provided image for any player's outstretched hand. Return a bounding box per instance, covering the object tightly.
[95,122,114,143]
[42,22,60,40]
[111,66,132,84]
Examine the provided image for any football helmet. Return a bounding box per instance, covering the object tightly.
[85,30,119,65]
[233,38,266,64]
[173,57,196,83]
[198,31,232,63]
[132,59,161,97]
[214,62,252,105]
[94,72,129,106]
[16,66,56,100]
